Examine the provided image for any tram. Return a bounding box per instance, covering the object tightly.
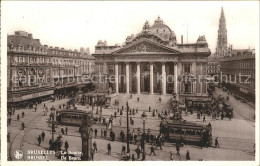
[56,109,92,126]
[160,120,212,147]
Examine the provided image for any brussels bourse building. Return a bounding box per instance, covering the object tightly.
[7,31,95,107]
[93,17,211,103]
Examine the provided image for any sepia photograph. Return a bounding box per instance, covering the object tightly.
[1,1,259,165]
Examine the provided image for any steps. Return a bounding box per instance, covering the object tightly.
[111,93,172,112]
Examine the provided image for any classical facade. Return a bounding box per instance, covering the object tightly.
[93,17,211,101]
[7,31,95,103]
[220,48,255,102]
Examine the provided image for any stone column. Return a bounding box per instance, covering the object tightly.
[126,62,130,93]
[136,62,141,94]
[174,63,178,95]
[162,62,166,95]
[115,63,119,93]
[149,62,153,94]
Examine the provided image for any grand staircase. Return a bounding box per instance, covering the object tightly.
[111,93,172,112]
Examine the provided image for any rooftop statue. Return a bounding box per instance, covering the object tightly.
[143,20,150,31]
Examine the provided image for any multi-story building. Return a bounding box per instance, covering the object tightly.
[207,56,220,77]
[93,17,211,103]
[7,31,95,105]
[220,48,255,102]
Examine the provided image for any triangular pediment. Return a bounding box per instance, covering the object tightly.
[112,38,180,54]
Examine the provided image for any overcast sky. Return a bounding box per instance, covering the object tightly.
[4,1,259,53]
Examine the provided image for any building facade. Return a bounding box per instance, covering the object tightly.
[7,31,95,104]
[220,49,255,102]
[93,17,211,102]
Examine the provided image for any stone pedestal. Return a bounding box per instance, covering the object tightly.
[80,114,93,161]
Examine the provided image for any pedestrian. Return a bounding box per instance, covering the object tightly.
[137,97,139,102]
[221,113,224,120]
[142,151,146,160]
[35,106,37,112]
[107,143,111,154]
[61,127,65,134]
[121,144,126,155]
[176,143,180,156]
[41,131,45,141]
[90,148,95,161]
[8,117,12,126]
[93,141,97,152]
[135,146,141,159]
[149,144,156,156]
[253,143,255,155]
[132,154,135,161]
[65,140,69,151]
[208,122,212,128]
[17,114,20,121]
[21,122,25,130]
[22,111,25,118]
[101,129,103,138]
[203,116,206,123]
[155,139,162,150]
[119,117,122,126]
[170,150,174,160]
[7,133,11,143]
[215,137,220,148]
[37,135,42,146]
[94,129,98,138]
[49,139,53,148]
[186,150,190,160]
[65,127,68,135]
[104,130,107,138]
[149,106,151,112]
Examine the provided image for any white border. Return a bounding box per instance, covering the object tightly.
[1,1,259,166]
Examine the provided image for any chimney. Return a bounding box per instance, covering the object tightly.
[28,34,33,39]
[44,45,48,48]
[181,35,183,44]
[231,45,232,51]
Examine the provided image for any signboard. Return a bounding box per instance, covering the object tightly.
[11,90,54,102]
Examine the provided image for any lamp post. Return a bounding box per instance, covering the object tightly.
[141,111,147,160]
[50,106,55,141]
[126,101,130,154]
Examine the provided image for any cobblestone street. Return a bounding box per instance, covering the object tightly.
[7,93,255,161]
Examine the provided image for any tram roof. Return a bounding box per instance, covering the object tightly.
[56,109,92,114]
[162,120,210,130]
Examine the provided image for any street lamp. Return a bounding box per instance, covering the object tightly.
[126,101,130,154]
[50,106,56,141]
[96,92,98,114]
[141,111,147,160]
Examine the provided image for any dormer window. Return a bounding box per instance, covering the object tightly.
[19,45,24,51]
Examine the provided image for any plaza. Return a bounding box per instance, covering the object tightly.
[7,86,255,161]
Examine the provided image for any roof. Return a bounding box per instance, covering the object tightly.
[8,35,44,51]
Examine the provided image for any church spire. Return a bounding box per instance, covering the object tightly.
[216,7,228,58]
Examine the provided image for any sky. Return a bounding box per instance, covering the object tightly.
[3,1,259,54]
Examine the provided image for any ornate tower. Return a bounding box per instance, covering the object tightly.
[216,7,228,57]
